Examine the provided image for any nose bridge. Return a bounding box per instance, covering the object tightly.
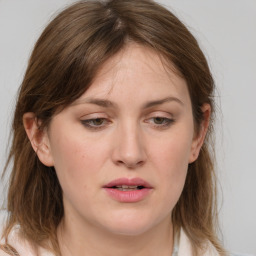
[112,118,146,168]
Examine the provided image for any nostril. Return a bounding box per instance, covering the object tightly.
[112,138,147,168]
[116,160,139,168]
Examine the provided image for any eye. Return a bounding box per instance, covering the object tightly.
[81,118,110,130]
[153,117,167,124]
[147,116,174,129]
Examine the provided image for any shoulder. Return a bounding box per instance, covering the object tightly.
[0,244,19,256]
[178,228,220,256]
[0,224,34,256]
[0,246,10,256]
[0,211,9,256]
[0,251,9,256]
[0,227,53,256]
[0,211,53,256]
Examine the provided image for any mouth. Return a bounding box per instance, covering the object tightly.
[110,185,146,191]
[103,177,153,190]
[103,177,153,203]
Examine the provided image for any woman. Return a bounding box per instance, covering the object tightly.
[0,0,226,255]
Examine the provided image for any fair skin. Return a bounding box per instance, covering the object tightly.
[24,44,210,256]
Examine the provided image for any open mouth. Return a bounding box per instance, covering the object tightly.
[111,185,145,191]
[104,177,152,191]
[103,178,152,202]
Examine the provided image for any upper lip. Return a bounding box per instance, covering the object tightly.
[103,177,153,188]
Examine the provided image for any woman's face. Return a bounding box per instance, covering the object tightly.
[38,44,205,236]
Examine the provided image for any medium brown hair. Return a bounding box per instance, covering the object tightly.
[2,0,225,255]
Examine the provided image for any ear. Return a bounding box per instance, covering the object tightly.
[23,112,54,167]
[189,103,211,163]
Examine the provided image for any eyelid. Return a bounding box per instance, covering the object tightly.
[80,111,175,131]
[145,111,173,119]
[81,117,111,131]
[146,116,174,124]
[144,111,175,129]
[80,112,109,119]
[80,112,112,129]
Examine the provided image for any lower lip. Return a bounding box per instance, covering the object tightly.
[103,188,152,203]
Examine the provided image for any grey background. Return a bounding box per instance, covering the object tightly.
[0,0,255,255]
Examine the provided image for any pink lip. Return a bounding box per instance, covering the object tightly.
[104,177,153,188]
[103,177,153,203]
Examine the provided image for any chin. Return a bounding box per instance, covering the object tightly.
[107,224,152,237]
[100,214,160,237]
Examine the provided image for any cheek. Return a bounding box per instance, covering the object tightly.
[148,130,192,204]
[157,145,188,195]
[50,125,109,169]
[49,134,107,214]
[49,129,109,194]
[150,128,193,172]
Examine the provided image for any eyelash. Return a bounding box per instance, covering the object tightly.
[147,117,174,129]
[81,118,110,130]
[81,117,174,131]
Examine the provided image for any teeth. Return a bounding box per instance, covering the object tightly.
[114,185,142,191]
[116,185,138,189]
[116,188,136,191]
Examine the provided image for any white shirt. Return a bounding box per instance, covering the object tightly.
[0,225,220,256]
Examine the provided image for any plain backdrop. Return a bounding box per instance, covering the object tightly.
[0,0,255,255]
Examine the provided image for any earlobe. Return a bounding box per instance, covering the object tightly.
[23,112,54,167]
[189,103,211,163]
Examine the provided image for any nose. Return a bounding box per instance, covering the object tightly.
[112,122,147,169]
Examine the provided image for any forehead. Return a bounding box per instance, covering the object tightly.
[73,43,190,108]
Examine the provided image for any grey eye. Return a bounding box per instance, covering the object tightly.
[153,117,166,124]
[91,118,105,126]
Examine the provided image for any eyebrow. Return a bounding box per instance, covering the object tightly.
[143,97,184,108]
[73,96,184,108]
[74,98,116,108]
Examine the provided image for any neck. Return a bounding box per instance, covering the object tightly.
[57,214,174,256]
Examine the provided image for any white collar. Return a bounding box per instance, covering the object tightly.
[178,228,220,256]
[2,225,219,256]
